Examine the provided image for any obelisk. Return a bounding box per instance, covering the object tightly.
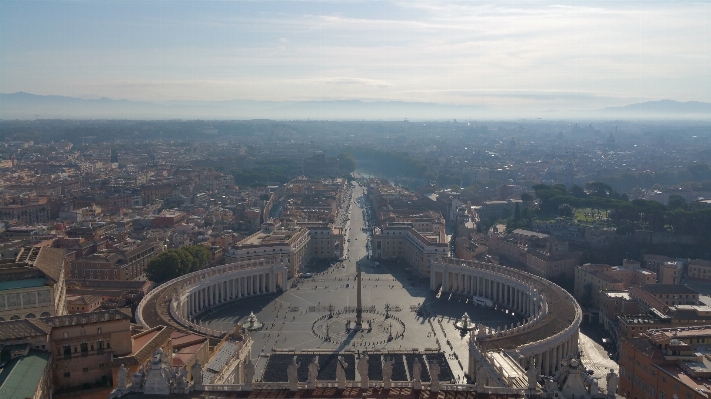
[356,264,363,326]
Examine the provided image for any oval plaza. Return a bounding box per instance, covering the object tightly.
[131,180,591,398]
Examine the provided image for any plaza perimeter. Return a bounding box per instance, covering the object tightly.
[137,184,594,386]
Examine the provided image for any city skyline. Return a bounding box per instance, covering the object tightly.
[2,1,710,118]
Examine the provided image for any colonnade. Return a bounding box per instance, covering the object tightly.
[437,270,538,317]
[430,258,581,379]
[186,271,278,318]
[137,258,288,330]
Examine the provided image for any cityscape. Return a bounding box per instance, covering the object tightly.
[1,2,711,399]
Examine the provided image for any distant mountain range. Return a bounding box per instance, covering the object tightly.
[1,92,709,120]
[600,99,711,116]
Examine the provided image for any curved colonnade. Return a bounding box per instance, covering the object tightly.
[137,259,288,337]
[430,257,581,377]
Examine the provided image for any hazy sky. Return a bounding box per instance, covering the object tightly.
[1,1,709,112]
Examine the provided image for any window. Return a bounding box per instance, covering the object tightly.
[97,327,102,334]
[83,367,89,372]
[99,363,104,368]
[64,372,71,378]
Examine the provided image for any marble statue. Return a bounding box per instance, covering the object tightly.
[117,364,128,391]
[307,357,320,388]
[475,363,488,389]
[242,358,255,391]
[244,358,255,384]
[143,349,172,395]
[606,369,619,398]
[288,357,300,391]
[590,378,599,395]
[174,367,189,391]
[527,361,540,389]
[357,353,369,389]
[412,358,422,390]
[191,358,203,386]
[131,367,144,392]
[383,357,394,389]
[429,361,441,392]
[336,356,348,389]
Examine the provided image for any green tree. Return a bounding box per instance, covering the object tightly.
[520,193,534,202]
[559,204,574,218]
[145,251,190,283]
[337,153,357,173]
[180,245,212,272]
[667,195,687,211]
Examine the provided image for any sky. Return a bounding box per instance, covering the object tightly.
[1,0,710,113]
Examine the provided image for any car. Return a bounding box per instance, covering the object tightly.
[303,273,313,278]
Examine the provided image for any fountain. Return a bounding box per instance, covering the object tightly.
[245,311,264,331]
[454,312,476,331]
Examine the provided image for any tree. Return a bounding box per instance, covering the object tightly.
[337,153,357,173]
[181,245,211,271]
[570,184,587,198]
[145,251,190,283]
[514,202,521,221]
[520,193,533,202]
[667,195,687,211]
[586,182,613,197]
[559,204,574,218]
[145,245,212,283]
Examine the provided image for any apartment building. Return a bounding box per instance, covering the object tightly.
[688,259,711,281]
[372,223,450,277]
[620,326,711,399]
[70,240,162,281]
[225,221,312,278]
[574,262,657,308]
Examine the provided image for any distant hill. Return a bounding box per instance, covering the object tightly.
[0,92,489,120]
[1,92,709,120]
[598,100,711,118]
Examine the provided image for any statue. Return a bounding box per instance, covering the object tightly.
[336,356,348,389]
[143,349,172,395]
[191,358,203,387]
[357,353,369,389]
[475,363,488,389]
[590,378,599,395]
[288,357,300,391]
[174,367,189,391]
[412,358,422,390]
[117,364,128,391]
[527,362,540,390]
[606,369,619,398]
[244,358,255,390]
[307,357,320,388]
[429,361,441,392]
[382,357,394,389]
[131,367,144,392]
